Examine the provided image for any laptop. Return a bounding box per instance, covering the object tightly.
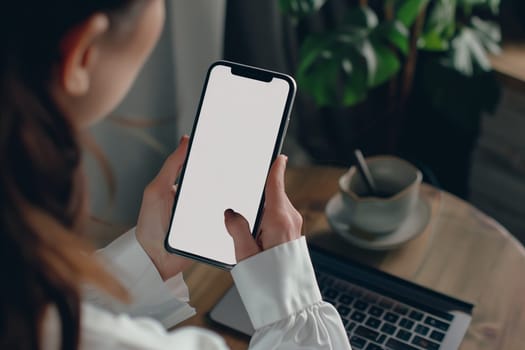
[209,245,473,350]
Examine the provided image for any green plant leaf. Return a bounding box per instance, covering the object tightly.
[470,17,501,54]
[373,21,410,56]
[470,17,500,42]
[344,5,379,29]
[298,54,340,106]
[297,31,372,107]
[297,33,344,106]
[297,33,334,74]
[356,39,378,86]
[445,27,492,76]
[488,0,501,14]
[341,52,368,107]
[424,0,457,40]
[368,43,401,88]
[457,0,486,5]
[488,0,500,14]
[279,0,328,18]
[418,30,450,51]
[418,0,457,52]
[396,0,429,27]
[457,0,500,14]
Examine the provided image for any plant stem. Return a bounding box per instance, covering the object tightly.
[384,0,397,118]
[387,3,428,152]
[401,6,427,108]
[384,0,394,20]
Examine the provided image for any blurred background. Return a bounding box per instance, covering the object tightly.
[85,0,525,245]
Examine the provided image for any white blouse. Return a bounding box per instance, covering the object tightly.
[42,229,351,349]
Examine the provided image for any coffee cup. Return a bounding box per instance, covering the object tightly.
[338,156,422,235]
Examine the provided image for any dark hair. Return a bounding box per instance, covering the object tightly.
[0,2,139,349]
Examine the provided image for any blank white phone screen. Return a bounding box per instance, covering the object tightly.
[167,65,291,266]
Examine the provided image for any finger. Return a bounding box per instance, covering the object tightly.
[171,184,178,194]
[224,209,260,261]
[265,155,288,204]
[157,135,189,185]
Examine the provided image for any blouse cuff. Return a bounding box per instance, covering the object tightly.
[97,228,195,328]
[231,236,322,329]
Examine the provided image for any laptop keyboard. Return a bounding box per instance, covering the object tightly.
[317,271,452,350]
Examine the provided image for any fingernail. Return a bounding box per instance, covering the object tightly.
[283,155,289,164]
[179,135,189,144]
[224,209,235,217]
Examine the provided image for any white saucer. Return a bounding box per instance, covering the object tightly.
[325,192,431,251]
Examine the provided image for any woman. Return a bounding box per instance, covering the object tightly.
[0,0,351,349]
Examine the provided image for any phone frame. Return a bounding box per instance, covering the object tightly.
[164,61,297,270]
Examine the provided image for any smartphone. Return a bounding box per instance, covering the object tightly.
[164,61,296,269]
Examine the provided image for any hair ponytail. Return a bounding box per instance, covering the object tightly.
[1,1,134,349]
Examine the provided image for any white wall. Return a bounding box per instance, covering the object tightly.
[169,0,226,136]
[86,1,226,229]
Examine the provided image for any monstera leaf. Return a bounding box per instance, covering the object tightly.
[418,0,457,51]
[418,0,501,52]
[297,32,369,106]
[457,0,500,14]
[440,17,500,76]
[297,5,411,107]
[396,0,429,27]
[282,0,501,109]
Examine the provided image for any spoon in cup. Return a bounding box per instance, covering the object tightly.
[353,149,378,197]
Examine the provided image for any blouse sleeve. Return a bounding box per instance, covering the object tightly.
[231,237,352,350]
[75,234,351,350]
[83,228,196,328]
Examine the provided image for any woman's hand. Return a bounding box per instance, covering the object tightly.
[224,155,303,262]
[136,135,193,280]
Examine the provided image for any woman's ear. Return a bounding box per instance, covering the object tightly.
[58,13,109,97]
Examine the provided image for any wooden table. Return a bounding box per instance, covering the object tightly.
[490,43,525,92]
[176,167,525,350]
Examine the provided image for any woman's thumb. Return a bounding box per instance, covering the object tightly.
[224,209,260,262]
